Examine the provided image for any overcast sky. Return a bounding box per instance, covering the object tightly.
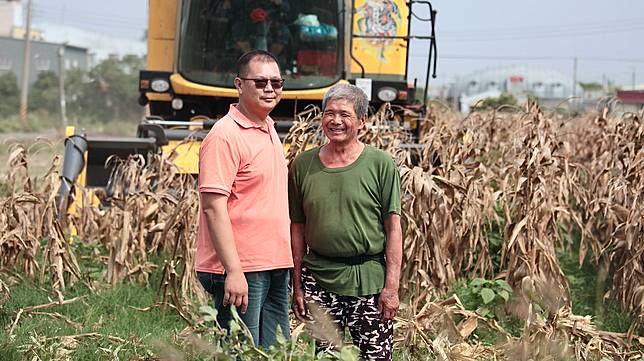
[411,0,644,87]
[30,0,644,87]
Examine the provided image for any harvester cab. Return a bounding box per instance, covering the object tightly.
[57,0,437,212]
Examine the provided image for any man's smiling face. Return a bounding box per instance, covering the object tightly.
[321,98,365,145]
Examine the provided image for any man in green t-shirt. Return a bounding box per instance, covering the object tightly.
[289,83,402,361]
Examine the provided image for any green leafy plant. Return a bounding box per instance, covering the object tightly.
[456,278,513,319]
[190,305,360,360]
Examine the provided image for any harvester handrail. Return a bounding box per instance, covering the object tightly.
[142,120,215,127]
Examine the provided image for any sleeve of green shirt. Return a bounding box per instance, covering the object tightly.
[288,157,305,223]
[380,154,402,218]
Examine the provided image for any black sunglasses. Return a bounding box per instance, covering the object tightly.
[238,77,285,89]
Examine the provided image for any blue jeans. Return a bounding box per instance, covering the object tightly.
[197,269,291,349]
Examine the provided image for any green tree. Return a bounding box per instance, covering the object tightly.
[29,70,60,115]
[0,72,19,116]
[64,67,89,123]
[579,82,603,91]
[473,92,518,111]
[79,54,145,122]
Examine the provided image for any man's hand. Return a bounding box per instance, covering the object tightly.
[202,193,247,313]
[292,285,307,322]
[381,214,402,321]
[378,287,399,321]
[224,271,248,314]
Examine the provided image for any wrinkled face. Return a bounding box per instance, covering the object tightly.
[235,59,282,114]
[321,98,365,145]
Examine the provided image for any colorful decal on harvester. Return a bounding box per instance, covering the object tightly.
[351,0,408,77]
[355,0,401,63]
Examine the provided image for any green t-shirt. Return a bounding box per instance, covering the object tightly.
[288,145,401,296]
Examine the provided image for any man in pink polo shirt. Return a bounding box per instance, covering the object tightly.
[196,50,293,348]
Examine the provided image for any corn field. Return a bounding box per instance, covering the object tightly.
[1,102,643,359]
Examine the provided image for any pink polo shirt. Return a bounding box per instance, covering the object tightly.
[196,104,293,274]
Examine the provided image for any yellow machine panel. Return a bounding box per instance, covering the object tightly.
[147,0,177,71]
[170,73,347,100]
[147,39,175,71]
[351,0,409,77]
[162,140,201,174]
[148,0,177,39]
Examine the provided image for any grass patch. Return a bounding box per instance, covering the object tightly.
[0,246,638,360]
[0,112,138,137]
[0,241,447,360]
[0,112,60,134]
[0,179,9,197]
[448,237,634,346]
[0,257,187,360]
[557,248,632,333]
[393,345,435,360]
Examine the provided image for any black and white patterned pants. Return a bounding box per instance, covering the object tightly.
[301,268,393,361]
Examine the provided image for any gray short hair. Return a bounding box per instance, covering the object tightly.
[322,83,369,119]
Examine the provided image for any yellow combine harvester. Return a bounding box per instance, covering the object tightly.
[57,0,437,210]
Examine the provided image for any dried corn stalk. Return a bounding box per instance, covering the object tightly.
[1,104,643,359]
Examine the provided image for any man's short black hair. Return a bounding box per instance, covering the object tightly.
[235,50,280,77]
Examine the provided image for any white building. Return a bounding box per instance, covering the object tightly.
[451,64,583,112]
[0,0,21,37]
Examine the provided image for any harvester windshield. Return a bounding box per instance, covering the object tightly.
[178,0,343,90]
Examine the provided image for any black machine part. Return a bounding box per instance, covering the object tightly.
[56,118,218,214]
[56,134,88,214]
[56,131,159,215]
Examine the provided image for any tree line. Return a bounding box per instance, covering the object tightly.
[0,54,144,124]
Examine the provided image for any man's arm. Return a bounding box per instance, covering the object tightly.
[202,192,248,313]
[290,222,307,321]
[379,213,402,321]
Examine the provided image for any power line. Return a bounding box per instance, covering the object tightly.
[431,55,571,60]
[409,54,644,64]
[33,2,146,23]
[31,3,147,37]
[32,8,145,30]
[437,24,644,42]
[408,15,644,42]
[437,17,644,36]
[577,57,644,63]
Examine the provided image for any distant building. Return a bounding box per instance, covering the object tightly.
[0,36,89,87]
[0,0,145,65]
[0,0,41,39]
[450,65,584,112]
[0,0,21,37]
[459,89,502,113]
[36,22,146,61]
[616,90,644,113]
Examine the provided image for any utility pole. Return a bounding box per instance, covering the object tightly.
[19,0,33,122]
[451,76,459,111]
[58,45,68,127]
[572,57,578,111]
[632,67,636,90]
[602,73,607,94]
